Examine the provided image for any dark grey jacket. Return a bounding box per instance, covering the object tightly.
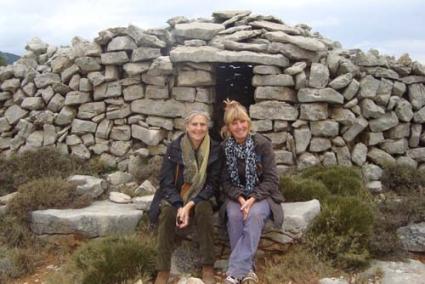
[148,134,222,225]
[220,133,284,228]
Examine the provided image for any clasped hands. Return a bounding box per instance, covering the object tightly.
[238,196,256,220]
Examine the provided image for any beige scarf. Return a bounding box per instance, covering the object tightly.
[180,133,210,204]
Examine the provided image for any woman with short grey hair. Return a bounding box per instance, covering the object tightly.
[149,110,221,284]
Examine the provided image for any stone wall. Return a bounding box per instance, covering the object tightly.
[1,10,425,191]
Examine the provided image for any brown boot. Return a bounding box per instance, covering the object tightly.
[202,265,216,284]
[154,270,170,284]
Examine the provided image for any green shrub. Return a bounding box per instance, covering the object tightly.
[7,177,92,223]
[0,215,34,247]
[280,175,331,202]
[69,235,156,284]
[381,164,425,194]
[0,247,36,281]
[369,191,425,258]
[262,245,343,284]
[0,148,97,195]
[307,196,374,270]
[300,165,369,200]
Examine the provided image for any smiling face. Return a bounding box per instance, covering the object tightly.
[186,114,209,147]
[228,119,249,144]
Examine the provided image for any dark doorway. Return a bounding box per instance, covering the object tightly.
[211,63,255,141]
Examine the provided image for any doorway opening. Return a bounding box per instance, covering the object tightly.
[211,63,255,141]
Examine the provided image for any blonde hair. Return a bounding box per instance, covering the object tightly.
[220,99,252,138]
[184,110,210,126]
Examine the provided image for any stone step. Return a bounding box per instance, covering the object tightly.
[31,200,143,237]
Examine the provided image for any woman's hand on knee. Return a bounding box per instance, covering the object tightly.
[176,201,194,229]
[240,197,256,220]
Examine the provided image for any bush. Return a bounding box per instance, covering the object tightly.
[280,175,330,202]
[381,164,425,194]
[0,247,36,281]
[0,215,34,247]
[0,148,98,195]
[300,166,368,200]
[369,191,425,258]
[306,196,374,270]
[262,245,343,284]
[7,177,92,223]
[68,235,156,284]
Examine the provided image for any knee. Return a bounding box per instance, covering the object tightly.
[194,201,213,217]
[159,206,177,223]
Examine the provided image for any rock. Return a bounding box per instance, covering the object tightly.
[268,42,320,62]
[367,181,382,193]
[299,103,328,121]
[109,191,132,204]
[252,74,294,87]
[127,25,166,48]
[34,73,61,88]
[174,22,225,40]
[410,124,422,147]
[253,65,281,75]
[342,79,360,100]
[31,200,143,237]
[0,192,18,205]
[107,36,137,51]
[250,20,301,34]
[396,156,418,168]
[396,99,414,122]
[368,147,396,166]
[5,105,28,124]
[407,148,425,162]
[358,75,380,99]
[310,137,331,152]
[342,117,368,142]
[319,278,348,284]
[265,31,327,51]
[369,112,399,132]
[101,51,129,65]
[408,83,425,110]
[380,139,408,154]
[170,46,289,67]
[334,146,352,166]
[132,195,154,210]
[310,120,339,137]
[131,99,186,118]
[250,101,298,121]
[352,143,368,166]
[284,62,307,75]
[68,175,107,198]
[294,127,311,154]
[254,86,296,102]
[131,125,166,146]
[297,152,320,169]
[362,163,383,181]
[105,172,133,188]
[177,70,214,86]
[397,222,425,252]
[278,199,321,240]
[329,73,353,90]
[298,88,344,104]
[74,56,101,73]
[71,119,97,134]
[309,63,329,88]
[136,180,157,195]
[361,98,385,118]
[361,259,425,284]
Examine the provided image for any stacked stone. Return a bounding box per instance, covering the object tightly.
[1,10,425,191]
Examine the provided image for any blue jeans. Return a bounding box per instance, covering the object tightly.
[226,199,270,279]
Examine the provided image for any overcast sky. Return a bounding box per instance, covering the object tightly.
[0,0,424,63]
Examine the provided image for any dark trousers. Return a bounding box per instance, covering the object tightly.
[156,200,215,271]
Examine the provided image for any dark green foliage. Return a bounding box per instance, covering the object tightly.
[71,235,156,284]
[7,177,92,222]
[0,148,102,195]
[369,191,425,258]
[280,175,330,202]
[307,196,374,270]
[300,166,368,200]
[381,164,425,194]
[0,247,36,281]
[0,55,6,66]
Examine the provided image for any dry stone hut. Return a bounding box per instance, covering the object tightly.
[1,10,425,191]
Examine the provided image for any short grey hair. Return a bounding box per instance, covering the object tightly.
[184,110,211,125]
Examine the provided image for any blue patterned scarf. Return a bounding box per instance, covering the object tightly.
[224,135,258,196]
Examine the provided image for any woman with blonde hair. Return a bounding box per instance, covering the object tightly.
[149,110,221,284]
[220,100,284,284]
